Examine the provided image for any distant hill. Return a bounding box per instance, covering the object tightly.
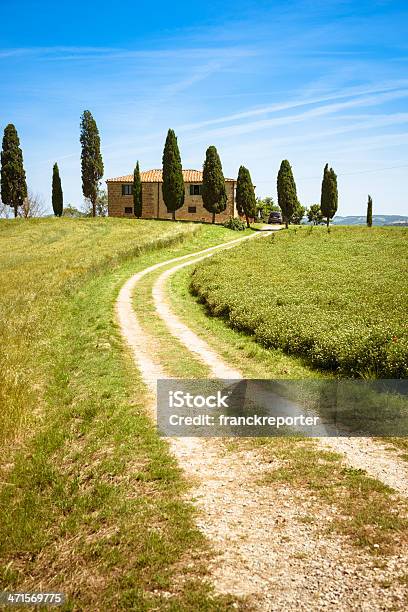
[331,215,408,227]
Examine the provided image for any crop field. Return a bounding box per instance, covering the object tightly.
[190,227,408,378]
[0,217,197,444]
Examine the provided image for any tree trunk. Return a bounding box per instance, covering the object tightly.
[245,214,250,228]
[92,199,96,217]
[172,211,176,221]
[14,204,18,218]
[212,211,215,224]
[326,217,330,228]
[285,219,288,229]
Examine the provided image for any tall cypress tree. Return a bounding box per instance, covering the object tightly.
[277,160,298,229]
[162,129,184,221]
[236,166,256,228]
[367,194,373,227]
[320,163,338,228]
[202,146,227,224]
[52,163,63,217]
[1,124,27,218]
[80,110,104,217]
[133,161,142,218]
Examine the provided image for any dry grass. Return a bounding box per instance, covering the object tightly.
[0,217,196,445]
[254,437,408,554]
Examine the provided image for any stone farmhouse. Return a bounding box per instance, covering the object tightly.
[106,169,238,222]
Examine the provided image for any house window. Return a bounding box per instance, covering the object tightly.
[124,207,133,214]
[189,184,202,196]
[122,184,133,196]
[188,206,197,213]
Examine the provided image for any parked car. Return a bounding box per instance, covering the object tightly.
[268,211,283,224]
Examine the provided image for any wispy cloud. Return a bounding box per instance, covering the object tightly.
[0,45,256,62]
[183,89,408,141]
[223,113,408,155]
[2,0,407,215]
[0,46,118,59]
[177,80,408,133]
[160,60,233,97]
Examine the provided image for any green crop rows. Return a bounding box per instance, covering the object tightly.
[190,227,408,378]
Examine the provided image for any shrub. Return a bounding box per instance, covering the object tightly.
[222,217,246,231]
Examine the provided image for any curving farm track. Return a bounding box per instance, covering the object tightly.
[116,232,408,610]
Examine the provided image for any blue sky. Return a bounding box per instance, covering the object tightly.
[1,0,407,215]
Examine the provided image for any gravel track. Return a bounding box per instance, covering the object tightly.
[116,234,408,610]
[153,250,408,498]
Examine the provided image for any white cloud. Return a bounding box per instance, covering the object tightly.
[177,79,408,132]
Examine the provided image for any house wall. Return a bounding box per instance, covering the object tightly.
[107,181,236,222]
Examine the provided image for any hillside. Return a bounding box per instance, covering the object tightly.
[0,217,196,443]
[332,214,408,226]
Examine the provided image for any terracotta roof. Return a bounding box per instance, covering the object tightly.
[106,169,235,183]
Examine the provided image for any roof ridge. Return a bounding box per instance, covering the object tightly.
[106,168,235,182]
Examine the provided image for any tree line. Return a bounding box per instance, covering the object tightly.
[259,164,373,228]
[156,128,257,226]
[275,159,338,229]
[1,113,373,227]
[0,111,104,219]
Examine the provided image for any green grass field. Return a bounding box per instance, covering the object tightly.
[0,218,251,610]
[1,219,407,607]
[190,226,408,378]
[0,217,196,444]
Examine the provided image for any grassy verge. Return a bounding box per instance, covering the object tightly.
[189,227,408,378]
[170,267,324,379]
[253,437,408,554]
[383,437,408,457]
[0,220,252,610]
[164,262,408,555]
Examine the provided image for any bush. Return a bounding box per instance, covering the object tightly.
[222,217,246,231]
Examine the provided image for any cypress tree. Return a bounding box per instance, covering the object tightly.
[52,163,63,217]
[202,146,227,224]
[236,166,256,228]
[80,110,104,217]
[320,163,338,228]
[162,129,184,221]
[133,161,142,218]
[277,160,298,229]
[367,194,373,227]
[1,124,27,218]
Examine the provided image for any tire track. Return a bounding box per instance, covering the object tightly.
[116,232,408,610]
[153,256,408,497]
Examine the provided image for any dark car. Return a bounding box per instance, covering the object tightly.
[268,211,283,224]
